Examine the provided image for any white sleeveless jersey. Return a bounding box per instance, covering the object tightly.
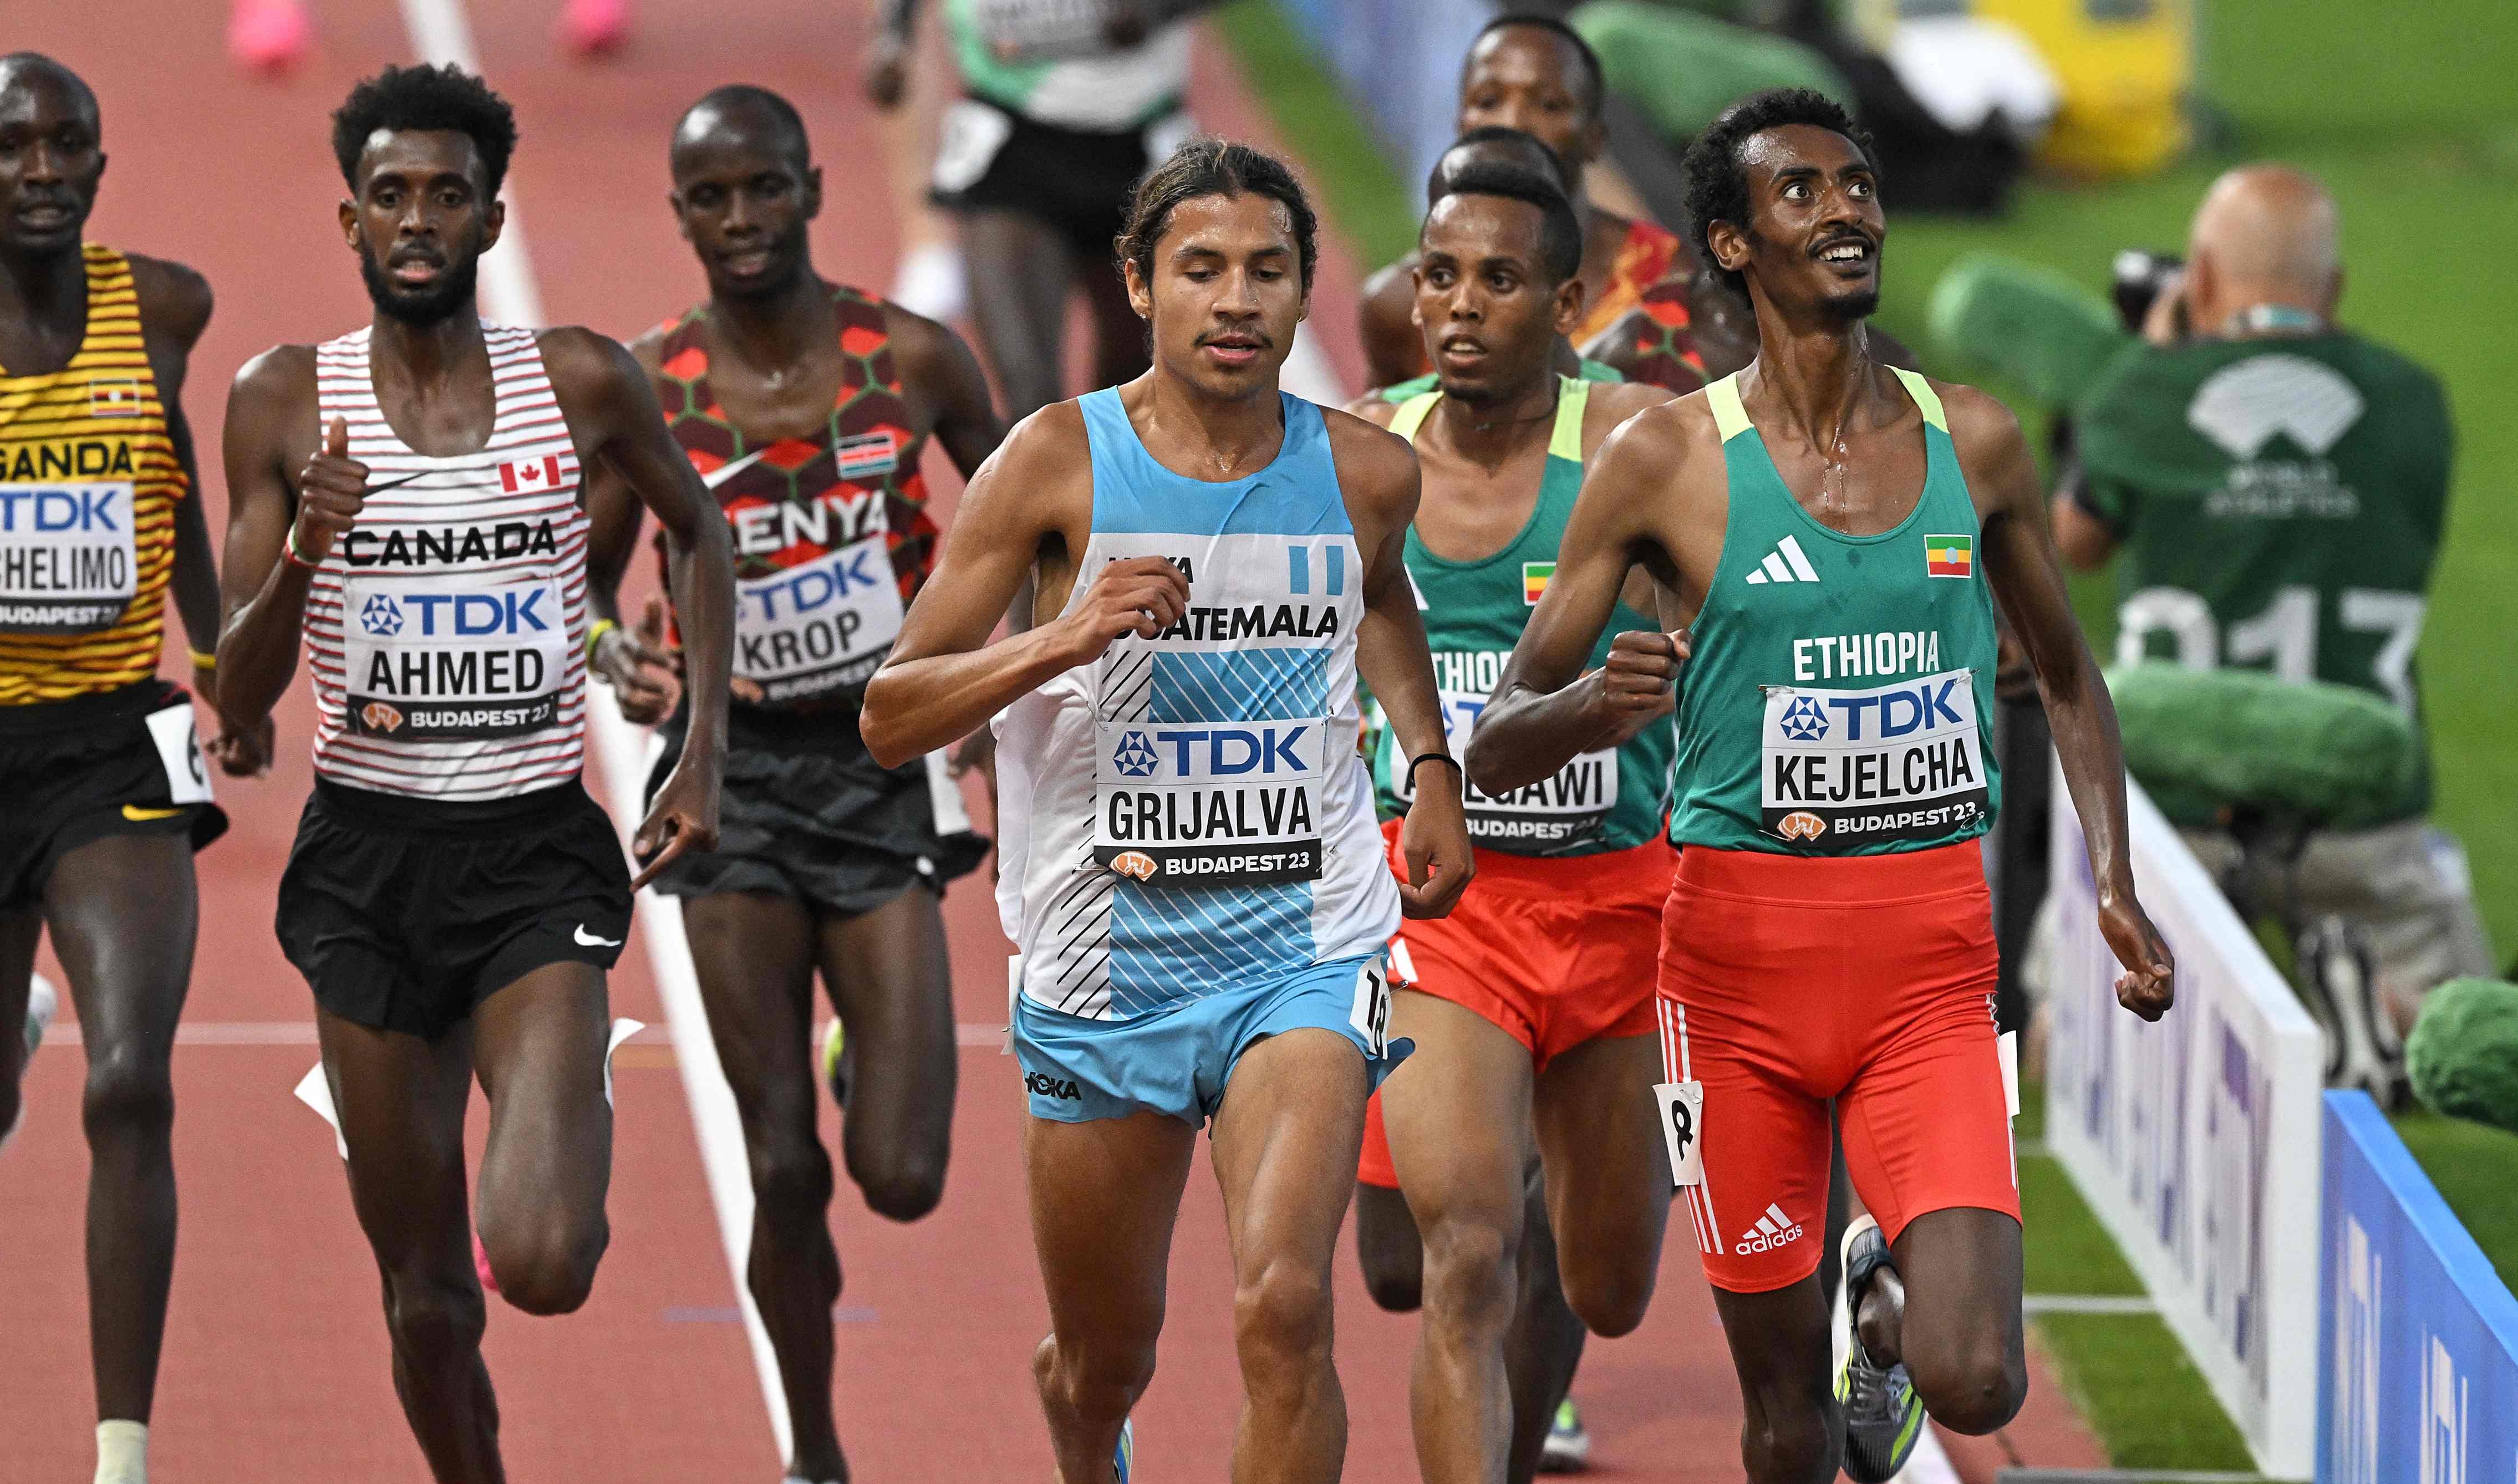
[305,325,589,799]
[993,389,1398,1021]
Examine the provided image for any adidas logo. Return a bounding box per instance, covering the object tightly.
[1742,534,1821,585]
[1735,1202,1805,1255]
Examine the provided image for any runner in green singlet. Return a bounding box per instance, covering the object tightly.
[1468,90,2175,1484]
[1345,158,1677,1484]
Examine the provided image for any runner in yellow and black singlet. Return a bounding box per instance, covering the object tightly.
[0,53,254,1484]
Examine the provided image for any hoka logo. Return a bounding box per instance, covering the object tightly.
[1736,1203,1804,1255]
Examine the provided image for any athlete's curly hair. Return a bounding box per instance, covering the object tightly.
[1680,88,1877,297]
[332,63,518,196]
[1116,139,1318,297]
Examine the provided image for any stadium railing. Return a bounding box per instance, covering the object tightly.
[2044,758,2322,1478]
[2319,1090,2518,1484]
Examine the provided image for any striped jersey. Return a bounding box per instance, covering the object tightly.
[0,244,189,706]
[994,389,1398,1020]
[304,324,589,799]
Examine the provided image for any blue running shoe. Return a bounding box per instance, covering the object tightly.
[1837,1213,1925,1483]
[1114,1416,1135,1482]
[1538,1396,1591,1472]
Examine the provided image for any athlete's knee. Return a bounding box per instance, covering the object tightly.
[747,1129,835,1219]
[1418,1214,1518,1338]
[383,1267,487,1365]
[1906,1331,2026,1435]
[482,1209,609,1317]
[80,1043,174,1141]
[1737,1378,1839,1484]
[1232,1257,1336,1381]
[1559,1244,1658,1338]
[1042,1329,1159,1422]
[845,1140,945,1223]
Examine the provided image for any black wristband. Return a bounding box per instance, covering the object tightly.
[1408,752,1462,783]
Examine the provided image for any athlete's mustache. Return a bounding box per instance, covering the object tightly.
[1196,329,1274,349]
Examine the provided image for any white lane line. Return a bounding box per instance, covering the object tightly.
[393,0,785,1463]
[2022,1293,2162,1316]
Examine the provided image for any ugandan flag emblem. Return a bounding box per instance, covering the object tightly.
[1523,561,1554,605]
[1924,534,1973,579]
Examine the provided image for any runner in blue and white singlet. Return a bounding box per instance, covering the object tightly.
[995,386,1398,1029]
[859,142,1469,1484]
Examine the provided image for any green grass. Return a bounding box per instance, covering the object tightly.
[2035,1312,2260,1472]
[2393,1110,2518,1291]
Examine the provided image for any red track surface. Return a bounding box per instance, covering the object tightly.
[2,5,2103,1481]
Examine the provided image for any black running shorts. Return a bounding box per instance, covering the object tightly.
[644,705,990,918]
[277,778,632,1041]
[0,681,227,911]
[930,96,1189,262]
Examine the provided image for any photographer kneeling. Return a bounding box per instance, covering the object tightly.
[2053,164,2493,1035]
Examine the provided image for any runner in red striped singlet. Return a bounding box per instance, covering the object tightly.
[212,64,736,1484]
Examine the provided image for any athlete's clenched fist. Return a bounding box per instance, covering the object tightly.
[2100,896,2176,1022]
[1585,628,1686,746]
[291,415,369,563]
[1055,554,1191,664]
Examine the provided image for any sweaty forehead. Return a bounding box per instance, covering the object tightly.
[0,60,99,132]
[357,128,487,189]
[671,103,806,178]
[1161,191,1294,254]
[1738,124,1867,181]
[1422,192,1542,261]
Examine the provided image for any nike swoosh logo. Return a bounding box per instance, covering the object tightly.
[701,448,769,490]
[365,470,430,493]
[121,804,184,822]
[573,925,623,947]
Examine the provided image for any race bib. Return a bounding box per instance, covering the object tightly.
[1760,667,1988,847]
[144,703,213,805]
[932,100,1014,194]
[1655,1080,1704,1186]
[1349,955,1392,1058]
[0,480,136,634]
[1093,717,1327,886]
[969,0,1127,59]
[343,572,569,741]
[1388,688,1617,849]
[732,536,906,705]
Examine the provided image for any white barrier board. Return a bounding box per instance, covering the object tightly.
[2043,757,2323,1478]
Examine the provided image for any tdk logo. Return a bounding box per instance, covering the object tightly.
[383,589,552,638]
[747,544,886,621]
[1824,679,1965,741]
[1735,1203,1804,1255]
[0,487,122,532]
[1778,695,1828,741]
[1024,1072,1080,1101]
[360,594,405,638]
[1112,731,1159,779]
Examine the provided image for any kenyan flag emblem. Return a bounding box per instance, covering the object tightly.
[1925,534,1973,579]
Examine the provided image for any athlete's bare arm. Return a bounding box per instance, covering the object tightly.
[862,405,1189,768]
[1357,257,1427,391]
[130,254,261,773]
[1468,399,1720,795]
[580,326,683,724]
[885,303,1005,477]
[538,327,736,885]
[1326,409,1473,918]
[1947,381,2174,1020]
[212,346,327,740]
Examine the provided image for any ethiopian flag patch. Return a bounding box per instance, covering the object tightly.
[1924,534,1974,579]
[1522,562,1555,605]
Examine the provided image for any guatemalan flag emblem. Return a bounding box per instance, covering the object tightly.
[498,454,565,494]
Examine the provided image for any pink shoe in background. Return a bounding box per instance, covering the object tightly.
[474,1230,499,1294]
[228,0,313,77]
[557,0,632,58]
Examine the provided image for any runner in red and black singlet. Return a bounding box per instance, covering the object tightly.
[582,85,1002,1484]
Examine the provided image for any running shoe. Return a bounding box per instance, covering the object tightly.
[1114,1417,1135,1483]
[820,1017,850,1110]
[1836,1213,1924,1483]
[5,974,58,1148]
[1537,1396,1591,1472]
[228,0,312,76]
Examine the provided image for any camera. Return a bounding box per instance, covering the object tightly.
[2112,249,2185,334]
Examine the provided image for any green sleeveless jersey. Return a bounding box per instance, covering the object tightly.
[1377,358,1622,404]
[1670,369,2000,854]
[1372,377,1676,854]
